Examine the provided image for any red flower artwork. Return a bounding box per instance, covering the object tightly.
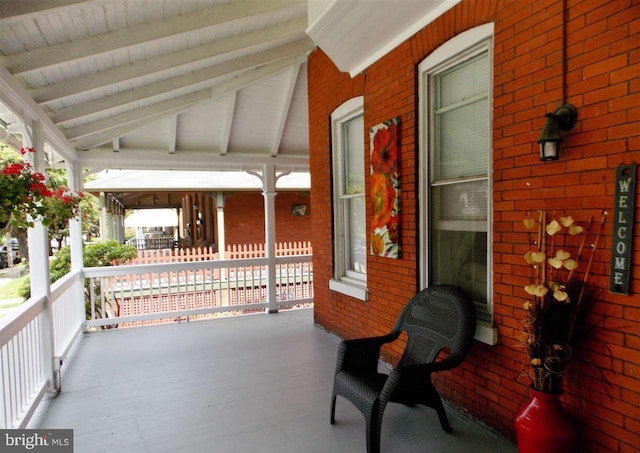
[371,173,395,230]
[370,231,385,256]
[387,214,399,243]
[370,121,398,174]
[369,117,400,258]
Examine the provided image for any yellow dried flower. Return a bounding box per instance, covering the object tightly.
[563,259,578,271]
[520,211,600,393]
[525,284,548,297]
[524,251,534,264]
[568,224,584,235]
[559,216,574,227]
[548,257,564,269]
[546,220,562,236]
[531,251,546,263]
[553,288,569,302]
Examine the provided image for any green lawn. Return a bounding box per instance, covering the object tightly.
[0,274,28,301]
[0,275,28,319]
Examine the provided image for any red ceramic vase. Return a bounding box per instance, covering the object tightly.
[514,388,579,453]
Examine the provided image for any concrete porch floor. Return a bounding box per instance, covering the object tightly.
[30,308,517,453]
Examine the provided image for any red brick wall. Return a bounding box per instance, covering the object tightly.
[308,0,640,450]
[222,191,311,246]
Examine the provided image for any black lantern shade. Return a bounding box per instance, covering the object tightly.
[537,104,577,161]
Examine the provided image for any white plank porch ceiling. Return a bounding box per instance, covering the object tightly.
[0,0,313,172]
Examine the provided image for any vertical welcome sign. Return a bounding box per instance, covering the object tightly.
[610,164,636,294]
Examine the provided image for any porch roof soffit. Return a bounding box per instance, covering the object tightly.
[84,169,311,192]
[306,0,461,77]
[0,0,312,173]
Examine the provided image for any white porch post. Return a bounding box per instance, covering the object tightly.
[215,192,227,259]
[25,120,58,394]
[247,164,279,313]
[114,201,125,243]
[262,164,278,313]
[99,192,110,240]
[65,160,83,272]
[65,160,86,333]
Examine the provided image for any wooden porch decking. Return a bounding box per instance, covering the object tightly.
[29,309,516,453]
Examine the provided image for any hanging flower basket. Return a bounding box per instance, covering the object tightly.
[0,147,51,229]
[43,186,84,229]
[0,147,82,229]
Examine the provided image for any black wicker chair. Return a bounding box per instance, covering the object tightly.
[329,285,477,453]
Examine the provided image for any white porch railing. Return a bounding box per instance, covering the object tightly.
[0,270,84,430]
[126,236,175,250]
[84,255,313,328]
[0,254,313,430]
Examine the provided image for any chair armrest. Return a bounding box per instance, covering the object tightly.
[335,333,400,373]
[397,356,459,377]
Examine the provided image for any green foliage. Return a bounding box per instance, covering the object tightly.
[17,275,32,301]
[0,274,30,301]
[80,193,100,238]
[49,246,72,283]
[19,240,139,299]
[84,240,139,267]
[50,240,138,282]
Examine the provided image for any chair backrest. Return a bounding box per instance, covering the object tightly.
[394,285,476,369]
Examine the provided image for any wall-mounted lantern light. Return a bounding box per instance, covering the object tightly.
[538,104,577,161]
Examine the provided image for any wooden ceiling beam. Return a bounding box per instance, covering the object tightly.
[3,0,305,76]
[68,91,211,145]
[51,39,313,125]
[167,116,178,154]
[68,54,306,149]
[270,64,300,157]
[219,91,237,156]
[0,0,100,23]
[31,18,308,105]
[0,65,77,161]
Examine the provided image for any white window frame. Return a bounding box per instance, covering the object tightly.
[329,96,368,300]
[418,23,497,344]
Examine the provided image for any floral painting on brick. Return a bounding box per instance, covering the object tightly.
[370,117,400,258]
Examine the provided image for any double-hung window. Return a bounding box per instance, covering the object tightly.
[419,24,496,343]
[329,97,367,300]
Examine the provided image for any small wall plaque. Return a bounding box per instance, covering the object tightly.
[291,204,308,216]
[610,164,636,294]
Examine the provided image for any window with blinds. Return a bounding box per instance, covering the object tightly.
[329,97,368,300]
[418,26,494,328]
[430,50,490,322]
[341,114,366,277]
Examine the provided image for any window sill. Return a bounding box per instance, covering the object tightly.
[329,278,368,301]
[474,322,498,345]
